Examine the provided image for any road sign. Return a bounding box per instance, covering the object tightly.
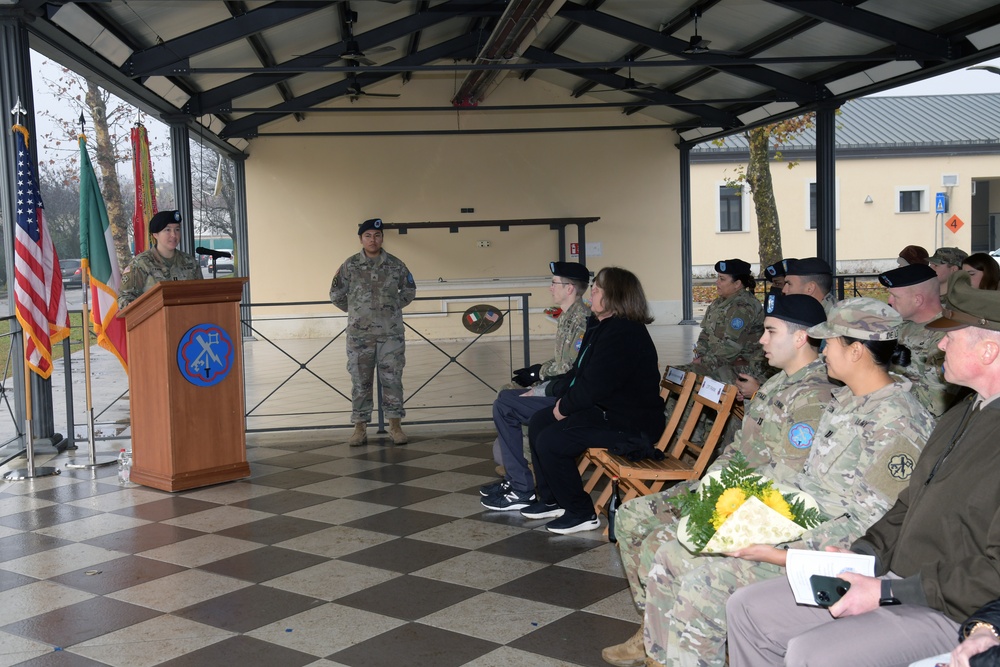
[935,193,948,214]
[945,215,964,234]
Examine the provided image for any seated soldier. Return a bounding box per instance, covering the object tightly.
[606,298,935,667]
[481,261,589,510]
[929,246,969,303]
[726,273,1000,667]
[603,293,835,666]
[782,256,837,312]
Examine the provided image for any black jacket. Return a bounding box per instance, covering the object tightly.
[545,315,664,438]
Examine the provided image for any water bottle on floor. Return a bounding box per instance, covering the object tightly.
[607,477,622,544]
[117,448,131,485]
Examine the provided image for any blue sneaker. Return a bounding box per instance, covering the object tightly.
[481,488,536,511]
[480,479,510,497]
[520,501,564,519]
[546,513,601,535]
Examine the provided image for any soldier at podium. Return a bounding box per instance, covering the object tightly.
[330,218,416,447]
[119,210,202,308]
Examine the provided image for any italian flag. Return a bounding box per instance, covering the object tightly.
[467,312,481,324]
[79,135,128,370]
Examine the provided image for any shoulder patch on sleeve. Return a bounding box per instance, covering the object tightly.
[887,452,915,480]
[406,272,415,286]
[730,317,745,330]
[788,422,815,449]
[575,333,584,351]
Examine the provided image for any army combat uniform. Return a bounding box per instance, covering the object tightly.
[640,378,934,667]
[119,248,202,309]
[893,318,955,417]
[330,249,415,423]
[682,288,764,384]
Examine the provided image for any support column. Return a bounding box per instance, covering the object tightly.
[679,144,696,324]
[815,105,838,286]
[232,155,253,338]
[166,119,194,251]
[0,12,58,450]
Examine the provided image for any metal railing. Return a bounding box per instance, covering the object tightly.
[241,292,534,433]
[836,273,887,301]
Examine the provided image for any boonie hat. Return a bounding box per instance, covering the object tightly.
[149,210,181,234]
[878,264,937,288]
[928,247,968,267]
[785,257,832,277]
[715,259,752,276]
[764,293,826,328]
[927,271,1000,332]
[807,297,901,341]
[358,218,383,235]
[897,245,929,266]
[550,261,590,284]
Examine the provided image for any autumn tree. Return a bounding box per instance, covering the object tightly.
[190,141,237,247]
[717,114,816,273]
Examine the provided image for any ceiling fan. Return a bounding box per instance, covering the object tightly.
[347,75,400,101]
[340,11,395,66]
[683,9,740,55]
[588,59,660,94]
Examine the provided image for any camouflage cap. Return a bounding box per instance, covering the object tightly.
[878,263,937,288]
[715,258,752,276]
[928,247,968,267]
[785,257,832,277]
[764,292,826,328]
[807,297,901,341]
[927,271,1000,332]
[358,218,383,235]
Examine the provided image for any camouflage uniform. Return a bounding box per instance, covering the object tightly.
[821,290,838,313]
[330,249,416,423]
[119,248,202,308]
[682,288,764,384]
[893,318,954,417]
[641,378,934,667]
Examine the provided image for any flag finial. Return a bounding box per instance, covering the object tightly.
[79,112,86,136]
[10,96,26,126]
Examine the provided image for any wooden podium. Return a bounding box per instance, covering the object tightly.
[121,278,251,492]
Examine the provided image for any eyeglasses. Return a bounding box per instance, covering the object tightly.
[551,281,570,286]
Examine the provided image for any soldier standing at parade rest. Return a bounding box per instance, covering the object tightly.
[880,263,956,417]
[684,258,765,385]
[330,218,416,446]
[119,210,202,309]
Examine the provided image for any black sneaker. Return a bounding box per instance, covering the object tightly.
[481,488,536,511]
[546,513,601,535]
[520,501,565,519]
[480,479,510,497]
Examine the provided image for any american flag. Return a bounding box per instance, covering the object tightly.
[13,125,69,379]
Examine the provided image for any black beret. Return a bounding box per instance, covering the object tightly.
[764,292,827,328]
[785,257,832,277]
[149,210,181,234]
[358,218,383,235]
[715,259,752,276]
[765,259,794,279]
[549,261,590,283]
[878,263,937,288]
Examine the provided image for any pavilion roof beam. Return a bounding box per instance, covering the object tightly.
[402,1,431,84]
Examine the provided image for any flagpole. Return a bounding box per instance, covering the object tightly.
[5,98,59,481]
[66,124,115,470]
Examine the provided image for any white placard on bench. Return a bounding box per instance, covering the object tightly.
[698,377,725,403]
[665,366,686,385]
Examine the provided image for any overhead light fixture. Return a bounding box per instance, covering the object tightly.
[50,4,132,66]
[864,195,873,204]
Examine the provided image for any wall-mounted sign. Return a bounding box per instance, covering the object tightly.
[462,304,504,335]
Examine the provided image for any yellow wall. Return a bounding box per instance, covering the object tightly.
[691,153,991,273]
[244,76,684,337]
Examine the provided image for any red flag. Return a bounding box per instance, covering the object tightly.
[131,124,157,253]
[12,124,70,379]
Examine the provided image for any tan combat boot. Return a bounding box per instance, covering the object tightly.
[388,418,408,445]
[602,625,645,667]
[347,422,367,447]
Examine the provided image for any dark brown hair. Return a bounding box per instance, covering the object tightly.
[963,253,1000,291]
[594,267,654,324]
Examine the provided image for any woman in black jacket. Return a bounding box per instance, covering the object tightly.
[521,266,665,535]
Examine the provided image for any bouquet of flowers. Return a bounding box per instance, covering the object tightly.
[543,306,563,322]
[671,452,825,553]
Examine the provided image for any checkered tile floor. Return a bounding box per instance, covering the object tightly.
[0,428,642,667]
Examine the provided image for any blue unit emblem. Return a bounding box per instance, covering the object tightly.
[177,324,235,387]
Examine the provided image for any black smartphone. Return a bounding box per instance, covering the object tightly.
[810,574,850,607]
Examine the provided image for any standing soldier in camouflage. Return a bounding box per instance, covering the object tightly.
[682,258,765,384]
[879,263,956,417]
[620,299,934,667]
[119,210,202,309]
[330,218,416,446]
[603,293,835,666]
